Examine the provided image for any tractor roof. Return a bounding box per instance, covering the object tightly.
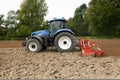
[49,18,66,23]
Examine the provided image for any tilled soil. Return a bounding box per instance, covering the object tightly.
[0,39,120,79]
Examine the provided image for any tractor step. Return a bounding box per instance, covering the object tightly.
[79,39,104,57]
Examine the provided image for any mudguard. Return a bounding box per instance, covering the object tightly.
[22,36,44,47]
[53,28,75,38]
[30,36,44,44]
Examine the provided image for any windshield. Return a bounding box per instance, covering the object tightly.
[49,21,66,37]
[51,21,61,28]
[50,21,66,28]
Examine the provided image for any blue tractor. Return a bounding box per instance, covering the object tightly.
[22,18,76,52]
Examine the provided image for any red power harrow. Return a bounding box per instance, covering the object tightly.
[79,39,104,57]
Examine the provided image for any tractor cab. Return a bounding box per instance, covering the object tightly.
[48,18,66,37]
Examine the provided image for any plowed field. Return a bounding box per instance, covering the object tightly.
[0,39,120,79]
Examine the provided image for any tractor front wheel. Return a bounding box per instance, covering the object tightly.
[54,32,76,52]
[25,39,43,53]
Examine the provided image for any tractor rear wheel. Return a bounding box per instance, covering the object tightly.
[25,39,43,53]
[54,32,76,52]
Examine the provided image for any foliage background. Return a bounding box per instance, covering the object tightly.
[0,0,120,40]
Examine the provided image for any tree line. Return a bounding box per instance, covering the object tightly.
[0,0,120,40]
[67,0,120,38]
[0,0,47,40]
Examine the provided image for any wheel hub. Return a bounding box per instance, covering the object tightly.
[29,42,37,52]
[63,41,67,44]
[32,45,36,48]
[58,36,72,50]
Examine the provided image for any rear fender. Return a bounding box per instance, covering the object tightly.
[53,28,75,39]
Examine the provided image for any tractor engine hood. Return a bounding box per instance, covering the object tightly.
[31,30,50,37]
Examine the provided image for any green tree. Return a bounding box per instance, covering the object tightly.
[67,18,75,33]
[0,15,4,27]
[0,27,6,36]
[5,10,18,38]
[18,0,48,33]
[17,25,32,37]
[85,0,120,37]
[5,10,18,28]
[67,4,90,36]
[0,15,6,36]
